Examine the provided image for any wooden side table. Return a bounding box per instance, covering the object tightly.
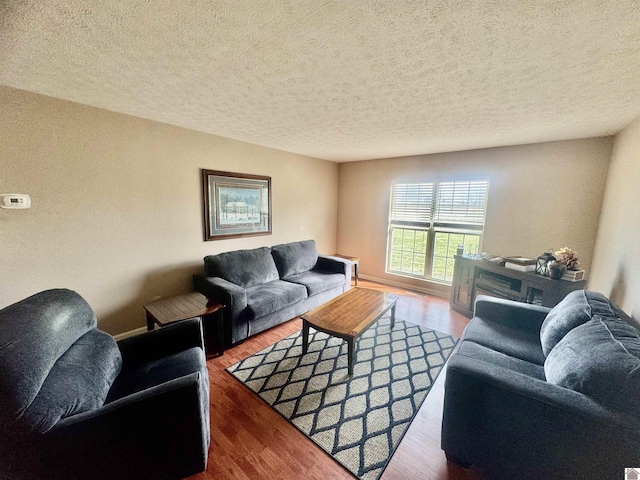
[143,292,226,356]
[332,254,360,286]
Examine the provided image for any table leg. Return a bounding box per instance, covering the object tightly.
[202,311,225,357]
[302,320,309,354]
[216,310,224,356]
[354,262,359,286]
[347,337,355,376]
[146,312,155,331]
[390,304,396,329]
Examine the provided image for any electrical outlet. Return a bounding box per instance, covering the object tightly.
[154,294,162,301]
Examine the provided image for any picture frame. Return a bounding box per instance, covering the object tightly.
[202,169,272,241]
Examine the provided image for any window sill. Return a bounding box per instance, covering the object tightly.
[385,270,452,286]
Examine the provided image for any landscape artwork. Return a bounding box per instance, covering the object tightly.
[215,184,262,228]
[202,169,271,241]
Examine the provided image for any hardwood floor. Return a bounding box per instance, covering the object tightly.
[189,280,480,480]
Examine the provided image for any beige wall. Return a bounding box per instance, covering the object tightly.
[0,86,339,335]
[337,138,612,296]
[590,115,640,319]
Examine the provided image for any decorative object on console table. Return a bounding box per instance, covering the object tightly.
[505,263,536,272]
[504,256,536,272]
[535,251,555,276]
[505,256,536,265]
[548,261,567,280]
[554,246,581,271]
[562,269,586,281]
[482,255,506,266]
[550,247,580,280]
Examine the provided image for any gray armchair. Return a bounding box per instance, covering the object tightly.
[0,289,210,480]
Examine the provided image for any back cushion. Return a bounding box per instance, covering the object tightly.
[540,290,620,356]
[271,240,319,278]
[21,329,122,433]
[204,247,279,288]
[544,316,640,415]
[0,289,96,428]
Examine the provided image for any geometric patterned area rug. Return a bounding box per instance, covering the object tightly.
[227,315,458,480]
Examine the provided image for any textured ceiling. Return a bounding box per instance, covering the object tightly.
[1,1,640,162]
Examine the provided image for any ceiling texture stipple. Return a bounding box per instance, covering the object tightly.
[1,1,640,162]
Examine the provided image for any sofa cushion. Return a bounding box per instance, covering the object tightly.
[204,247,279,288]
[545,316,640,415]
[245,280,308,318]
[457,341,546,380]
[462,317,546,365]
[271,240,319,278]
[540,290,622,356]
[0,289,97,429]
[283,271,345,296]
[106,346,206,401]
[21,329,122,433]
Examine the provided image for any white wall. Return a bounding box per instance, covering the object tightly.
[590,115,640,319]
[337,138,612,296]
[0,86,339,334]
[1,84,625,332]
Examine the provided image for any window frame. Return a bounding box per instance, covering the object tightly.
[386,178,489,284]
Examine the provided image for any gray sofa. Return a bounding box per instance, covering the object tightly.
[441,290,640,480]
[193,239,351,345]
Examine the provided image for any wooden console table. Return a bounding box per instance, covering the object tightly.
[143,292,225,356]
[450,255,586,318]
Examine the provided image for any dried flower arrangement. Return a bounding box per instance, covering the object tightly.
[553,247,581,271]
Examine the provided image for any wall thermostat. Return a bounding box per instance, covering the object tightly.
[1,194,31,209]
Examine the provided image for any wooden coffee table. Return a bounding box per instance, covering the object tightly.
[301,287,399,376]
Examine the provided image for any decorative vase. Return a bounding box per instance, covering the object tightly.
[548,262,566,280]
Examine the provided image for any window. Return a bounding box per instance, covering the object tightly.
[386,179,489,283]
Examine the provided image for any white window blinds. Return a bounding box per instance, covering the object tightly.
[434,180,489,227]
[390,182,434,225]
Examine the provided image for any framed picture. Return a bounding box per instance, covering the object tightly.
[202,169,272,241]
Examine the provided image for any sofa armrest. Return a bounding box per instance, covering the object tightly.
[193,274,247,315]
[442,353,639,478]
[473,295,551,333]
[117,317,204,367]
[316,255,352,292]
[194,274,249,344]
[316,255,351,274]
[446,352,625,424]
[46,372,209,479]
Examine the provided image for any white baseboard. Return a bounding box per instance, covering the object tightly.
[358,274,450,298]
[113,326,147,341]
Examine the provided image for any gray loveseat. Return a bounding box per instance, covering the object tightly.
[442,290,640,480]
[194,239,351,345]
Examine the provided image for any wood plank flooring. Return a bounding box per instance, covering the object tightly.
[189,280,480,480]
